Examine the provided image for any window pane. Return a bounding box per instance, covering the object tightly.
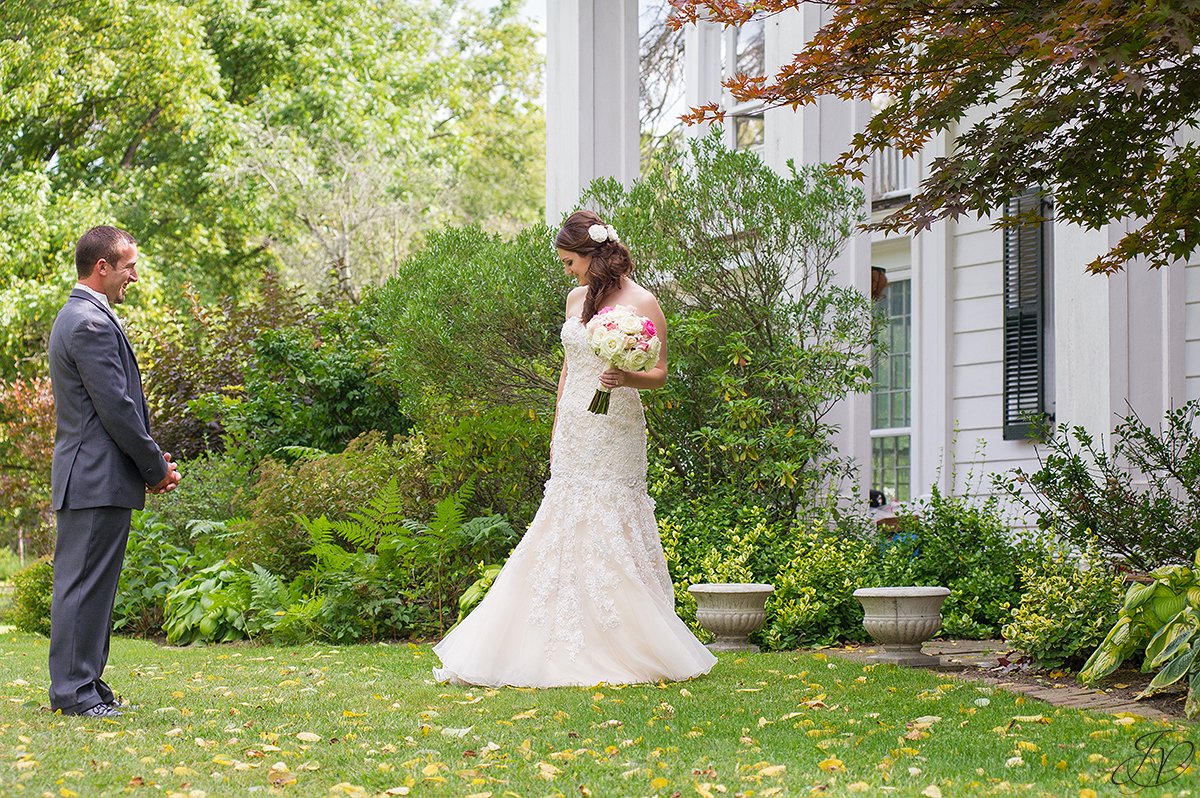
[872,434,911,502]
[734,115,764,151]
[736,18,765,77]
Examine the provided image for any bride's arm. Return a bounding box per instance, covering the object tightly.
[599,296,668,391]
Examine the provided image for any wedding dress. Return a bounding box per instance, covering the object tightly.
[432,317,716,687]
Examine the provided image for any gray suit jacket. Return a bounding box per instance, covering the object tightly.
[48,289,169,510]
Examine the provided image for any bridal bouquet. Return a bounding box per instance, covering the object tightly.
[584,305,661,414]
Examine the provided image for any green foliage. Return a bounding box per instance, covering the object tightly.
[369,223,569,410]
[421,401,552,526]
[196,298,411,460]
[875,488,1031,639]
[0,0,545,330]
[0,547,21,582]
[763,525,882,650]
[231,431,432,578]
[143,449,260,549]
[248,480,519,643]
[0,377,55,556]
[656,483,876,649]
[8,556,53,636]
[997,401,1200,571]
[113,513,200,637]
[451,562,504,629]
[162,560,252,645]
[138,274,308,459]
[1002,540,1126,669]
[1080,556,1200,716]
[583,130,879,515]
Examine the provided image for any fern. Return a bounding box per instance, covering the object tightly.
[274,445,330,462]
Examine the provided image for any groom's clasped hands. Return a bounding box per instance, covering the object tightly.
[148,452,182,495]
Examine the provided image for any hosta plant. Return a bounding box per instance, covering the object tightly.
[1079,555,1200,716]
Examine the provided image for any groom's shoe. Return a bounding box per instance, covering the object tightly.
[69,702,122,718]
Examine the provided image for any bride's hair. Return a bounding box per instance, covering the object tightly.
[554,210,634,322]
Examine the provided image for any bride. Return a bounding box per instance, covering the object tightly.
[432,210,716,687]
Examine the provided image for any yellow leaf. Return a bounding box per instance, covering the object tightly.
[1017,741,1038,752]
[422,762,445,776]
[536,762,560,780]
[818,757,845,772]
[846,783,871,792]
[296,732,321,743]
[60,790,79,798]
[511,709,538,720]
[922,787,942,798]
[342,711,366,718]
[650,777,669,790]
[759,764,786,777]
[1079,791,1098,798]
[1011,715,1048,724]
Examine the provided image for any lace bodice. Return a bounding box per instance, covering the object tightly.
[550,317,647,487]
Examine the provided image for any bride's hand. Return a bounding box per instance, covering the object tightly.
[599,368,627,389]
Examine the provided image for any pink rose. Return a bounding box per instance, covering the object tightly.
[604,321,617,330]
[636,340,650,351]
[642,320,656,337]
[599,306,615,314]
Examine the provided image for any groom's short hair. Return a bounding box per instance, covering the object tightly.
[76,226,137,278]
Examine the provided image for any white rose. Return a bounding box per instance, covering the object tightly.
[588,224,608,243]
[606,225,619,243]
[618,315,642,335]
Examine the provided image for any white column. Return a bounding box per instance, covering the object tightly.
[683,11,722,138]
[545,0,640,225]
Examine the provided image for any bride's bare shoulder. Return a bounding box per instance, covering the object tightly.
[565,285,587,318]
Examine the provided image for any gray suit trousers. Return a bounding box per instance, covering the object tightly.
[49,506,132,713]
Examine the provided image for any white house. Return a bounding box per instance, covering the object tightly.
[546,1,1200,504]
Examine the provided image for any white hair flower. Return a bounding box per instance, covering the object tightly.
[587,223,620,244]
[605,224,619,243]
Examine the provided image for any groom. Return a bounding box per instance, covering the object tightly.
[47,225,180,717]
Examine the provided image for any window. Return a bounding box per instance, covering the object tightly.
[871,277,911,501]
[1002,188,1054,440]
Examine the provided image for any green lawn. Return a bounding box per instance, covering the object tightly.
[0,631,1195,797]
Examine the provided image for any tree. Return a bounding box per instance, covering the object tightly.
[668,1,1200,273]
[0,0,544,374]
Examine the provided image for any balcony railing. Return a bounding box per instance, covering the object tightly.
[872,147,913,205]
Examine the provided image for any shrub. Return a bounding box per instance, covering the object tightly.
[422,400,551,526]
[763,524,881,649]
[8,556,53,636]
[139,273,309,459]
[873,488,1031,638]
[369,223,569,410]
[656,482,877,649]
[143,448,259,549]
[996,401,1200,571]
[1002,540,1126,669]
[0,377,55,557]
[247,481,519,643]
[583,129,879,516]
[231,431,432,578]
[113,513,200,637]
[195,299,411,460]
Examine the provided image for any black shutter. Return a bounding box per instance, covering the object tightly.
[1002,188,1048,440]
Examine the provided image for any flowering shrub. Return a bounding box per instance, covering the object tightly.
[0,377,55,556]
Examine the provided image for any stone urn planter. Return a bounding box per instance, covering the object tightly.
[688,583,775,652]
[853,586,951,667]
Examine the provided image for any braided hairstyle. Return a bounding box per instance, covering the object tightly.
[554,210,634,323]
